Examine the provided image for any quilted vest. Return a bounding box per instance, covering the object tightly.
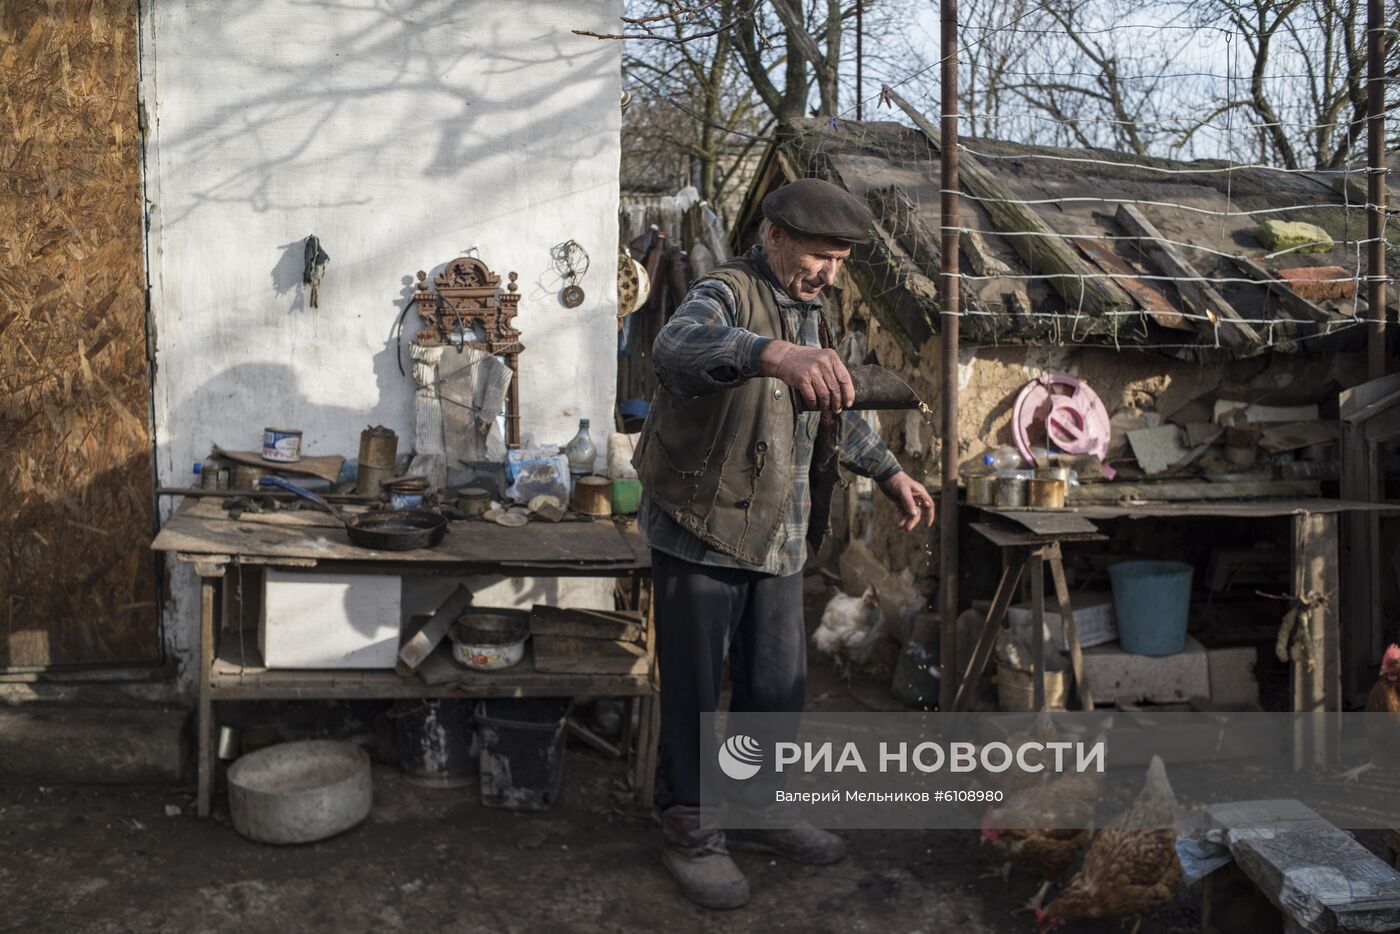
[632,255,840,566]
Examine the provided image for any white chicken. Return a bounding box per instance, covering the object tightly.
[813,585,886,682]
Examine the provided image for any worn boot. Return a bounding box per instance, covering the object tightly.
[726,820,848,865]
[660,805,749,910]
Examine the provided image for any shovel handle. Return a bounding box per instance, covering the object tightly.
[259,476,351,525]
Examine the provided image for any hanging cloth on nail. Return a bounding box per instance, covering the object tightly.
[303,235,330,308]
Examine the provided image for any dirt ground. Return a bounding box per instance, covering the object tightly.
[0,763,1204,934]
[0,578,1209,934]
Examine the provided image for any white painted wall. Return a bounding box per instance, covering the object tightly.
[141,0,623,689]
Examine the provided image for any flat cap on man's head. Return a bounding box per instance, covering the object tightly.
[761,178,873,245]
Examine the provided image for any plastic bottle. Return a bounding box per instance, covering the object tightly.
[563,419,597,477]
[982,445,1026,472]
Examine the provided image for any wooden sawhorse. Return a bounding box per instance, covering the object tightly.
[953,519,1107,711]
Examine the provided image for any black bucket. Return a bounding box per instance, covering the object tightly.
[392,699,478,788]
[475,697,572,811]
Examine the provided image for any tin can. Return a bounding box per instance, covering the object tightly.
[262,427,303,463]
[457,488,491,517]
[994,476,1028,507]
[390,492,425,511]
[232,464,266,491]
[965,474,997,505]
[1028,477,1066,509]
[1035,465,1071,484]
[356,426,398,495]
[200,458,231,490]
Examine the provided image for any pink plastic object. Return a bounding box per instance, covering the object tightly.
[1011,373,1114,477]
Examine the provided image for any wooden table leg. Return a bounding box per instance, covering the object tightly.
[1292,512,1341,768]
[1048,545,1094,710]
[953,549,1027,711]
[1030,555,1046,711]
[621,696,638,772]
[197,575,216,818]
[633,693,660,808]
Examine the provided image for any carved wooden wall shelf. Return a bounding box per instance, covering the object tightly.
[413,256,523,448]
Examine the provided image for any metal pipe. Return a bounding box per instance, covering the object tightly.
[938,0,960,712]
[1366,0,1388,380]
[855,1,864,121]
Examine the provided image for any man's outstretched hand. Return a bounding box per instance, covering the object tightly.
[759,340,855,413]
[880,472,936,531]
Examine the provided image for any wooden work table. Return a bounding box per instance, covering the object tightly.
[962,498,1400,766]
[151,498,659,817]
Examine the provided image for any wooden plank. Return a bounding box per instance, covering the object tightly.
[962,226,1012,277]
[867,185,939,271]
[1206,800,1400,932]
[970,520,1105,548]
[1292,513,1342,767]
[1068,498,1396,519]
[1258,420,1340,453]
[984,509,1101,536]
[213,638,653,697]
[532,635,649,676]
[1230,255,1335,324]
[1048,546,1094,710]
[953,553,1026,711]
[210,447,344,483]
[152,506,640,566]
[1067,479,1321,505]
[1075,238,1190,330]
[1115,204,1262,351]
[883,87,1130,317]
[528,605,643,642]
[850,217,938,356]
[1030,556,1046,710]
[198,577,216,818]
[398,584,473,671]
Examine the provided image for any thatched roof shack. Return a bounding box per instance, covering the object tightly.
[733,105,1396,361]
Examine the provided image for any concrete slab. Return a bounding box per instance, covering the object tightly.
[1082,636,1211,704]
[1207,645,1261,708]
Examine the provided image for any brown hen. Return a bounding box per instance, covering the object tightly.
[1341,643,1400,782]
[982,767,1103,912]
[1037,756,1181,934]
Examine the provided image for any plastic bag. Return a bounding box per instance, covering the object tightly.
[502,449,570,504]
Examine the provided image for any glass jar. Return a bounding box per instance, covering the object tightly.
[564,419,597,476]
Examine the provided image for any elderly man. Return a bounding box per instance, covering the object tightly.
[632,177,936,909]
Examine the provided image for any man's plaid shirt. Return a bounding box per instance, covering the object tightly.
[637,246,902,577]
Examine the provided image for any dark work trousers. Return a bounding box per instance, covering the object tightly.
[651,549,807,811]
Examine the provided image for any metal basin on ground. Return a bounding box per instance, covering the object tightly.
[228,740,372,844]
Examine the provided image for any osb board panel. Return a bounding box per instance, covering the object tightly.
[0,1,158,669]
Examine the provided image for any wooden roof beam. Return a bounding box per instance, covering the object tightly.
[1115,204,1263,352]
[881,86,1132,317]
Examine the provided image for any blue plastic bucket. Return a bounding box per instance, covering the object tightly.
[1109,560,1194,656]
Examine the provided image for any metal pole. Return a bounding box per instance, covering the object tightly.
[938,0,960,712]
[1366,0,1387,380]
[855,1,864,121]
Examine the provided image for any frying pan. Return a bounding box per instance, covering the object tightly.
[259,476,447,551]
